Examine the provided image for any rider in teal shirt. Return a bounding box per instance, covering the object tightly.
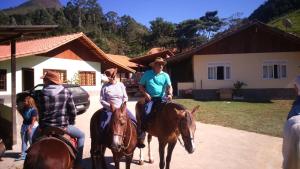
[137,57,173,148]
[139,69,171,98]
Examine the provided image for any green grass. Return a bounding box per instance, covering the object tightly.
[269,9,300,37]
[175,99,293,137]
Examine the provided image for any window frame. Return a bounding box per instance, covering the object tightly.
[79,71,96,86]
[0,69,7,91]
[262,61,287,80]
[207,63,231,80]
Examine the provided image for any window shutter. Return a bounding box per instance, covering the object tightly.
[225,66,231,79]
[281,65,287,78]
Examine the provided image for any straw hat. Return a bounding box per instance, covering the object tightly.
[41,71,62,85]
[104,68,118,79]
[149,57,167,67]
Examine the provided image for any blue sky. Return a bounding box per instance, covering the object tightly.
[1,0,266,26]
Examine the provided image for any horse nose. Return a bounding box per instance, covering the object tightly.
[188,147,195,154]
[112,135,122,151]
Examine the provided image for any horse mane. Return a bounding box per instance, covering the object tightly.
[168,102,187,111]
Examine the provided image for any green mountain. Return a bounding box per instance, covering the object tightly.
[249,0,300,23]
[4,0,62,15]
[269,9,300,37]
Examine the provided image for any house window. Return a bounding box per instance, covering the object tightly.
[79,71,96,86]
[43,69,67,83]
[0,69,7,91]
[262,62,287,79]
[208,63,231,80]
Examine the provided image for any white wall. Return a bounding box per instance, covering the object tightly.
[193,52,300,90]
[0,56,102,105]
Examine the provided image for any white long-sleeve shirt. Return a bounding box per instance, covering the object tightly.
[100,82,128,110]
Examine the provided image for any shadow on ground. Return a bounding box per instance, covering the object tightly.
[82,156,142,169]
[2,152,19,159]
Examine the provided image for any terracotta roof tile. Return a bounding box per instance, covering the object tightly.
[0,32,83,60]
[107,54,139,68]
[0,32,136,73]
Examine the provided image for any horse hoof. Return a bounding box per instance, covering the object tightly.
[149,159,154,164]
[138,160,144,165]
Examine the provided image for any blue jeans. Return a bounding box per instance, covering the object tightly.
[20,124,37,157]
[287,96,300,120]
[100,109,136,130]
[66,125,85,164]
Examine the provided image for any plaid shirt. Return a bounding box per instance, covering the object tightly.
[36,86,76,128]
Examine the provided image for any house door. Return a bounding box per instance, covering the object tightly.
[22,68,34,91]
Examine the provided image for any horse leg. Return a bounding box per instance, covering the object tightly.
[159,140,167,169]
[90,143,98,169]
[138,148,144,165]
[125,154,133,169]
[165,141,176,169]
[113,153,121,169]
[148,134,154,163]
[100,145,107,169]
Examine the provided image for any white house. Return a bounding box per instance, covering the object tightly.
[0,32,135,105]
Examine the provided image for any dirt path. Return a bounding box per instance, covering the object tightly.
[0,97,283,169]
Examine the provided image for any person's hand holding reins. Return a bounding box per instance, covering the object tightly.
[166,94,172,101]
[145,93,152,102]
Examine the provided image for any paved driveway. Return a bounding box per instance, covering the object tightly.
[0,96,283,169]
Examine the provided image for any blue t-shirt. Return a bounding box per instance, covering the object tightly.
[139,70,171,98]
[22,108,38,125]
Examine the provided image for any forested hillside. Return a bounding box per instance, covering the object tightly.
[249,0,300,23]
[269,9,300,36]
[0,0,227,56]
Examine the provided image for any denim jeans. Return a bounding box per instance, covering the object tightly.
[100,108,136,130]
[66,125,85,164]
[20,124,37,157]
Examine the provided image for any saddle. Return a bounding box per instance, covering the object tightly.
[142,101,167,130]
[36,126,78,159]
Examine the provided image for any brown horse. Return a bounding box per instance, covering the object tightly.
[90,102,137,169]
[136,100,199,169]
[23,137,75,169]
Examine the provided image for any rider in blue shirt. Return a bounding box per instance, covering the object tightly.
[137,57,173,148]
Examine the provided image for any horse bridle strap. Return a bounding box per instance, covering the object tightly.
[178,118,194,148]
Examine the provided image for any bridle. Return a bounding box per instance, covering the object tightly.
[113,116,133,156]
[178,112,194,148]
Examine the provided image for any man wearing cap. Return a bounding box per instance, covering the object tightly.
[137,57,173,147]
[36,71,85,167]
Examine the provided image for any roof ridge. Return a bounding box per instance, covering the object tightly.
[12,32,83,44]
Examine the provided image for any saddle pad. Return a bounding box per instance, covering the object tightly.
[28,136,77,160]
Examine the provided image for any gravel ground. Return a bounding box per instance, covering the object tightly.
[0,96,283,169]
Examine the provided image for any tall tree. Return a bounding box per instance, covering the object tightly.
[148,17,176,47]
[199,11,223,38]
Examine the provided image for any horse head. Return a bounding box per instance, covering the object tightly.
[178,105,200,154]
[110,102,128,152]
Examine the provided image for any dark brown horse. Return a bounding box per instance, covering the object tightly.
[23,137,75,169]
[90,102,137,169]
[136,99,199,169]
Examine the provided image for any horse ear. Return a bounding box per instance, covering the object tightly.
[177,110,186,118]
[191,105,200,116]
[121,101,127,112]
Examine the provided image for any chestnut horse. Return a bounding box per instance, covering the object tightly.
[136,100,199,169]
[23,137,75,169]
[90,102,137,169]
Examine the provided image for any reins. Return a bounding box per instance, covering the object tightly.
[121,118,133,156]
